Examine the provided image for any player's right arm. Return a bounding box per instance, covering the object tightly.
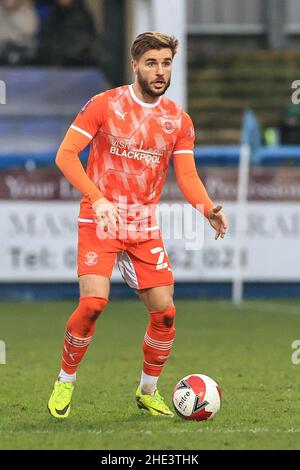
[173,112,228,239]
[55,95,119,227]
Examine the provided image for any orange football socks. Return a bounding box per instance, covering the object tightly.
[60,296,108,379]
[141,306,176,394]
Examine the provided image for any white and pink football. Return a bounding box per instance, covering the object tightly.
[172,374,222,421]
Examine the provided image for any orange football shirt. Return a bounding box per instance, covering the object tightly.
[71,84,195,230]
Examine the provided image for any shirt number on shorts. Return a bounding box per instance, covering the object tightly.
[151,247,168,270]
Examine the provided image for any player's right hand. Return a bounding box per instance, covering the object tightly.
[207,204,228,240]
[92,197,120,232]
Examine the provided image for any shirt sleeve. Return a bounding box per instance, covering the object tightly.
[55,93,106,205]
[70,93,104,141]
[173,153,214,218]
[173,111,195,155]
[55,128,103,205]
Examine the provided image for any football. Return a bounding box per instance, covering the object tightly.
[172,374,222,420]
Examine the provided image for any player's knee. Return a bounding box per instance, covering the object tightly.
[150,295,174,314]
[163,312,174,328]
[80,297,108,322]
[150,305,176,332]
[67,297,108,337]
[163,305,176,328]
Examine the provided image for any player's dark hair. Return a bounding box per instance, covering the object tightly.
[131,32,178,60]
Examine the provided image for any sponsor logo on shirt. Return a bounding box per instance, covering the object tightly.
[109,139,163,165]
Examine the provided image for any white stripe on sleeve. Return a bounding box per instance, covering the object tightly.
[70,125,93,140]
[173,150,194,155]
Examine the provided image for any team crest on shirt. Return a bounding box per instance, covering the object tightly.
[84,251,99,267]
[162,120,175,134]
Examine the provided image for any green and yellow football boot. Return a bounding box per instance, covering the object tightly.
[135,386,174,417]
[48,381,74,419]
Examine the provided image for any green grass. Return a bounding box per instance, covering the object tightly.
[1,299,300,450]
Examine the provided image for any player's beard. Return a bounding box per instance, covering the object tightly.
[137,71,171,99]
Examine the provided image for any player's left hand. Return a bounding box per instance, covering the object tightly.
[208,205,228,240]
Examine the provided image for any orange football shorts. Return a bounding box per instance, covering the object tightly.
[77,221,174,290]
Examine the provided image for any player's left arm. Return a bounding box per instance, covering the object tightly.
[173,112,228,240]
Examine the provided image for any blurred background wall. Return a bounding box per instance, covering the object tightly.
[0,0,300,300]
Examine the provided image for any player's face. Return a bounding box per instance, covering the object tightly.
[132,48,173,99]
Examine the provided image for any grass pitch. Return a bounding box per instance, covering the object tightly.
[0,298,300,450]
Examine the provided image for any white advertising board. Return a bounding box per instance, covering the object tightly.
[0,201,299,282]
